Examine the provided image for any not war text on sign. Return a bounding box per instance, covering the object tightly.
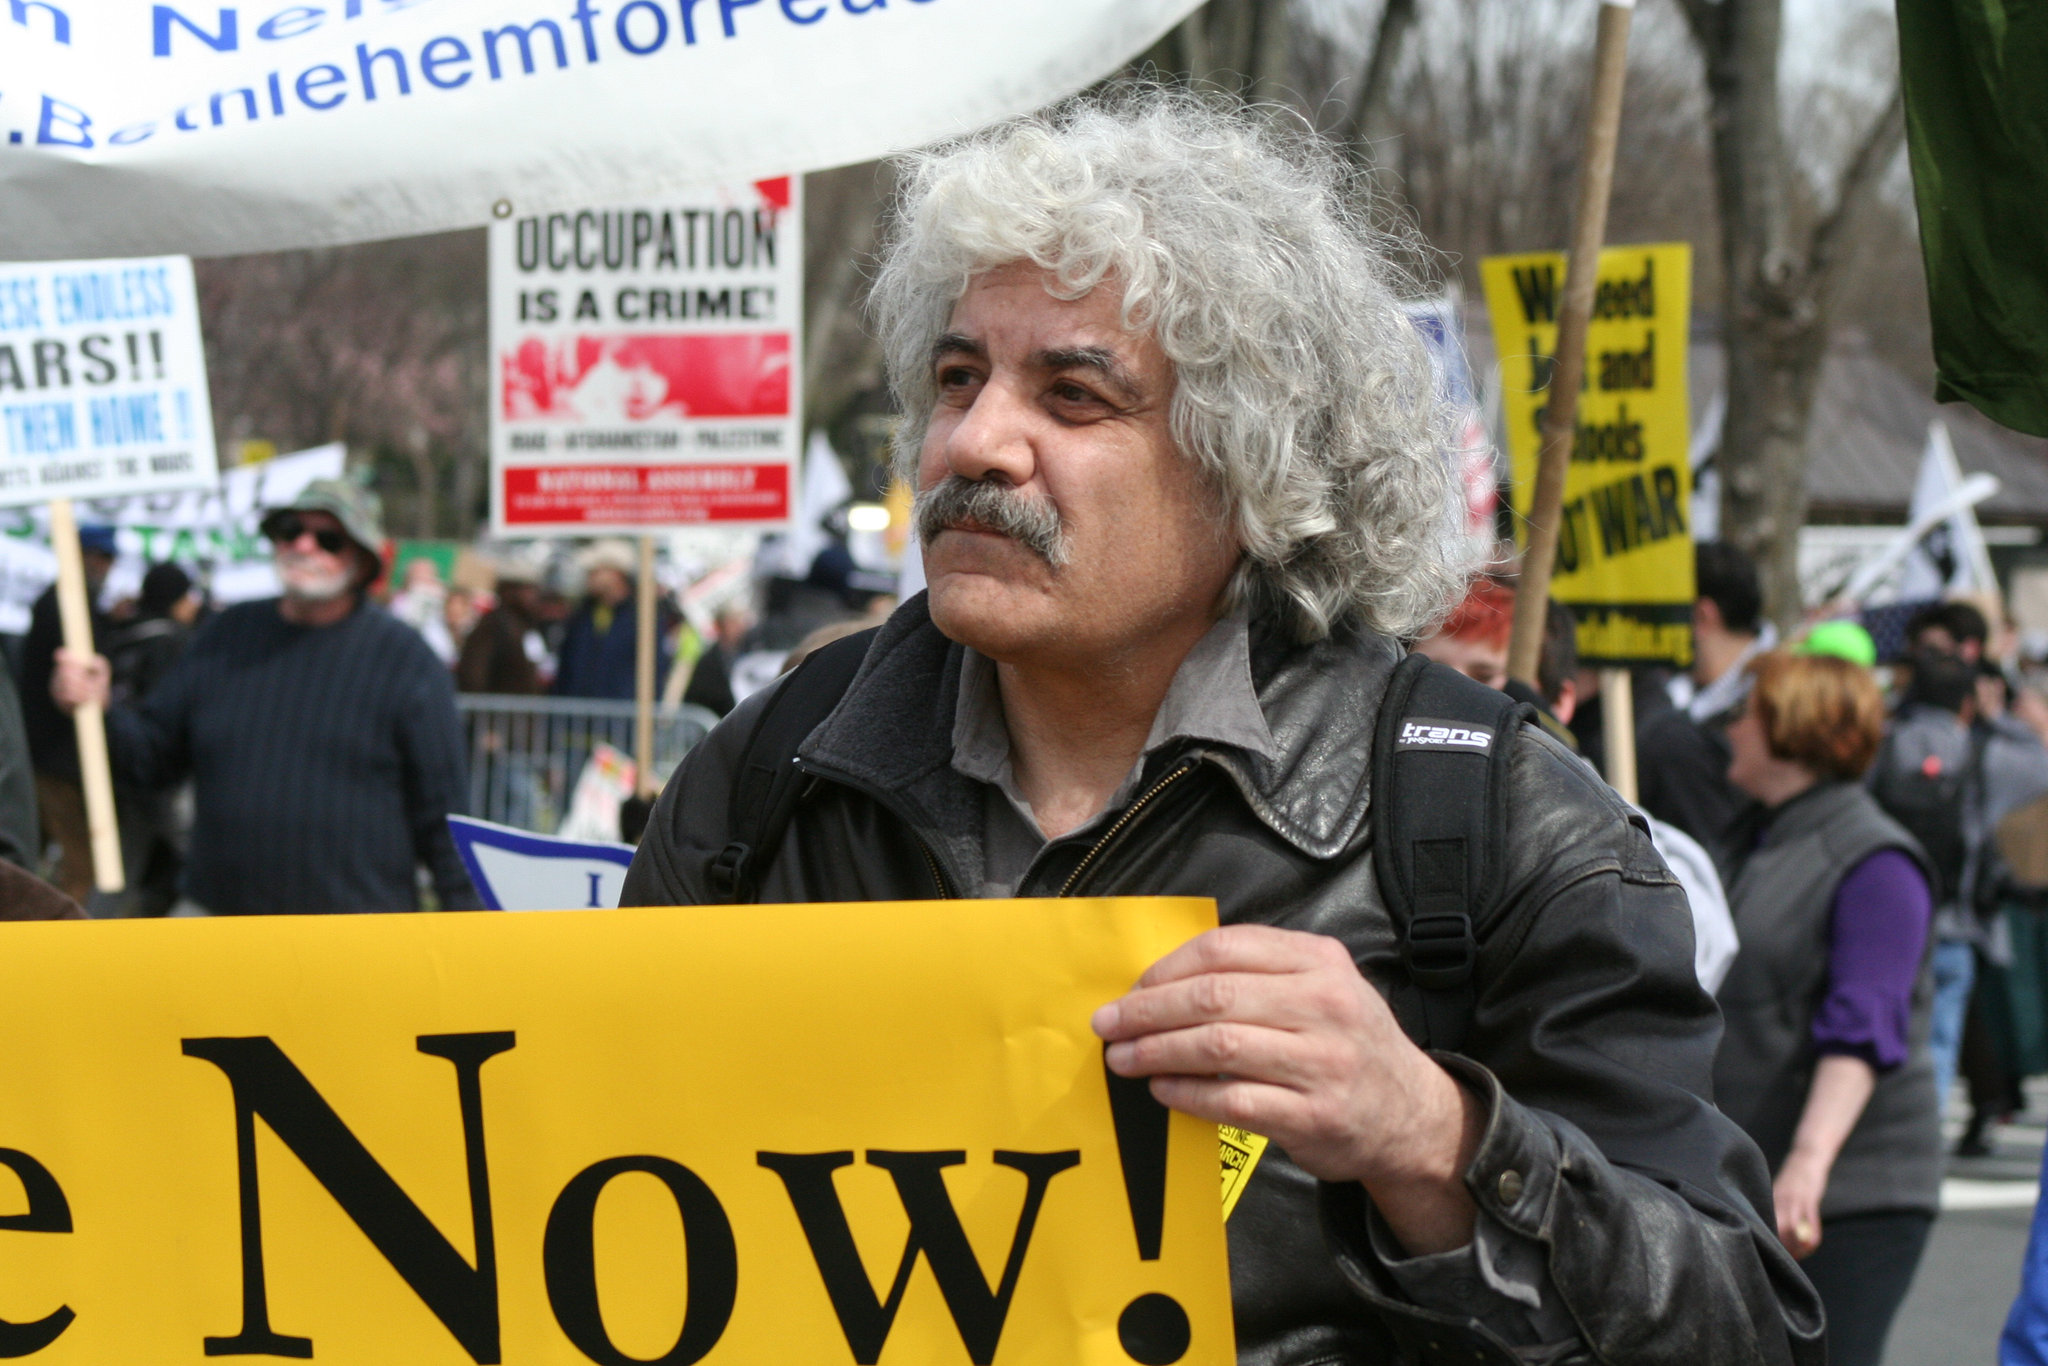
[1482,243,1695,667]
[489,184,801,533]
[0,257,218,506]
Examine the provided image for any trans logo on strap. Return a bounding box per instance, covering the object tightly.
[1395,719,1494,754]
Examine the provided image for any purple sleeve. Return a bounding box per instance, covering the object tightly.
[1811,848,1933,1070]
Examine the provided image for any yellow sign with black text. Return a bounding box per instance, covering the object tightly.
[1481,243,1696,666]
[0,900,1231,1365]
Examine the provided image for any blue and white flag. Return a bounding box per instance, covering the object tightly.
[449,815,636,912]
[0,0,1205,259]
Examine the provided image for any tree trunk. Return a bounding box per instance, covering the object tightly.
[1694,0,1808,624]
[1689,0,1900,626]
[1140,0,1294,103]
[1720,306,1827,622]
[450,437,483,534]
[802,161,894,447]
[1337,0,1418,148]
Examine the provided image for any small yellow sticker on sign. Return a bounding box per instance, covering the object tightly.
[0,898,1234,1364]
[1217,1127,1269,1222]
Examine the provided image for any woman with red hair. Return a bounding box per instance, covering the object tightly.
[1714,650,1941,1366]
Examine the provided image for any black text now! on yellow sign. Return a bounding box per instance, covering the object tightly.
[0,900,1231,1365]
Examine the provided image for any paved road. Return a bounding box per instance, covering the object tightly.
[1883,1104,2041,1365]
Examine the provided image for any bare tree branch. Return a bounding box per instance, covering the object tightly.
[1177,9,1210,84]
[1249,0,1296,108]
[1337,0,1419,150]
[1807,82,1906,286]
[1675,0,1719,51]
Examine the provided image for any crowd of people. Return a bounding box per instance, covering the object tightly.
[1413,543,2048,1360]
[0,480,899,917]
[6,85,2048,1362]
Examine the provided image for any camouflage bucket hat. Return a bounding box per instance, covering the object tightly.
[259,478,386,559]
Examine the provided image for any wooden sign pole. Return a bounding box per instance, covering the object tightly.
[48,497,125,894]
[1600,667,1639,803]
[633,534,658,800]
[1506,0,1635,692]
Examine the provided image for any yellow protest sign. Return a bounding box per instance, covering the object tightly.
[0,899,1231,1365]
[1481,243,1696,666]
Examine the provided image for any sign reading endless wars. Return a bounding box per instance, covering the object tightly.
[0,899,1232,1365]
[488,185,801,533]
[1481,243,1695,667]
[0,255,218,508]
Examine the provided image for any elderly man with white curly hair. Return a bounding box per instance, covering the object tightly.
[625,90,1823,1365]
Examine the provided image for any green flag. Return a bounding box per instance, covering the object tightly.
[1897,0,2048,438]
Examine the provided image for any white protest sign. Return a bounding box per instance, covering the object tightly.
[490,184,799,532]
[0,1,1207,260]
[448,815,636,910]
[0,443,344,632]
[0,255,217,506]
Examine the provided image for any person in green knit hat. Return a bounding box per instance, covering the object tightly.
[1796,620,1878,669]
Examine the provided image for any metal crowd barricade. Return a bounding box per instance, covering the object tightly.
[455,694,723,834]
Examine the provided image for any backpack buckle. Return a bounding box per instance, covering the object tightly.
[1403,911,1475,989]
[708,842,753,901]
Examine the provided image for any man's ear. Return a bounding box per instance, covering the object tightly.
[352,547,382,593]
[1551,676,1578,726]
[1694,597,1723,634]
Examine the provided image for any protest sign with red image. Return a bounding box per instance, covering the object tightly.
[488,180,800,532]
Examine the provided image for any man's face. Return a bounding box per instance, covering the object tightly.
[271,510,359,603]
[1413,632,1507,689]
[83,551,113,594]
[916,262,1237,668]
[587,566,630,605]
[1912,625,1959,658]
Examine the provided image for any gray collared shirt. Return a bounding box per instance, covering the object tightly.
[946,613,1570,1350]
[950,612,1275,897]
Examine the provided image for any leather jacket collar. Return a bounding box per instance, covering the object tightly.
[799,593,1405,863]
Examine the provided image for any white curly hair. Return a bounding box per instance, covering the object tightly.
[869,85,1476,643]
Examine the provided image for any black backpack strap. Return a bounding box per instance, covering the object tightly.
[705,627,879,903]
[1371,652,1531,1054]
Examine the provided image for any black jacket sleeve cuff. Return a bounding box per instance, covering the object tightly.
[1318,1054,1582,1365]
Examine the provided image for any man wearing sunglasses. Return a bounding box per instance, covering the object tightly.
[50,479,476,916]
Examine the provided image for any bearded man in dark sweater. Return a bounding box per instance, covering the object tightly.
[52,480,476,914]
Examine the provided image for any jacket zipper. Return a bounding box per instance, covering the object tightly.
[1056,760,1199,897]
[916,839,950,898]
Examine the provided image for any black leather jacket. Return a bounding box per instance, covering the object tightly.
[625,601,1825,1366]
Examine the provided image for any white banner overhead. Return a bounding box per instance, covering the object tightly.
[0,0,1207,261]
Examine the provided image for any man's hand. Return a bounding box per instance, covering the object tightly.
[1092,923,1483,1255]
[51,648,111,714]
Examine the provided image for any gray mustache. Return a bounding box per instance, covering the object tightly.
[913,476,1068,568]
